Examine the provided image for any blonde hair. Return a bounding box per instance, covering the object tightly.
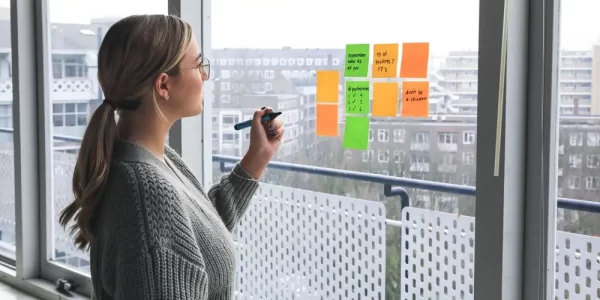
[59,14,193,250]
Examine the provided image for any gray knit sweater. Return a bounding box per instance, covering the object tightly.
[90,140,259,300]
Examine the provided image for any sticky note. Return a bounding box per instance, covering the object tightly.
[372,44,399,78]
[372,82,399,117]
[399,42,430,78]
[345,81,370,114]
[316,70,339,103]
[344,44,370,77]
[401,81,429,117]
[316,104,339,136]
[343,116,370,150]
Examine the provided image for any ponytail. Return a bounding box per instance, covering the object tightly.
[59,102,118,250]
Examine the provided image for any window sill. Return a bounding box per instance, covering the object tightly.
[0,265,89,300]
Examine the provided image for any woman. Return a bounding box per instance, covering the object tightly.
[58,15,283,300]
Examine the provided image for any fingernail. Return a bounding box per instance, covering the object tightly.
[269,124,275,130]
[261,107,266,110]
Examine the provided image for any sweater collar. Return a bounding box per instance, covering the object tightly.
[112,140,178,175]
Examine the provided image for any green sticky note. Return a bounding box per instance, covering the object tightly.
[343,116,370,150]
[345,81,370,114]
[344,44,370,77]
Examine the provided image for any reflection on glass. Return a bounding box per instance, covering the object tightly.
[48,0,167,273]
[0,4,16,265]
[211,0,478,297]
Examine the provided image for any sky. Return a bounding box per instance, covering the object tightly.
[0,0,599,54]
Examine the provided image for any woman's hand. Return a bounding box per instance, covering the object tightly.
[240,107,284,179]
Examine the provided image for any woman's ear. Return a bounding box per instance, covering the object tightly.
[153,73,170,100]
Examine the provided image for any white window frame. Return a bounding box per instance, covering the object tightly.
[377,129,389,142]
[463,131,475,144]
[393,129,405,143]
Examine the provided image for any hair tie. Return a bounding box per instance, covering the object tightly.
[103,99,116,110]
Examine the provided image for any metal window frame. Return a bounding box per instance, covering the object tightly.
[169,0,213,187]
[0,0,559,299]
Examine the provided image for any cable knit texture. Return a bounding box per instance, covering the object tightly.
[90,140,259,300]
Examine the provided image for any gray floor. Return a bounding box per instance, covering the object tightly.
[0,281,39,300]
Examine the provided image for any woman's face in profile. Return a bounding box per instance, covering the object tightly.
[167,34,207,119]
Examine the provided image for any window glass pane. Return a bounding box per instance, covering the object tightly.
[0,3,15,264]
[48,0,168,274]
[211,0,479,297]
[555,2,600,297]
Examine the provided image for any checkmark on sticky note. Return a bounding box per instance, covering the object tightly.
[343,116,369,150]
[345,81,370,114]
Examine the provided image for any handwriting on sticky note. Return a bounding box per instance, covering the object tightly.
[316,70,339,103]
[372,44,399,78]
[344,44,370,77]
[401,81,429,117]
[399,42,430,78]
[343,116,370,150]
[372,82,399,117]
[316,104,339,136]
[345,81,370,114]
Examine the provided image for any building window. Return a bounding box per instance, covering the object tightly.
[0,104,12,128]
[587,155,600,168]
[222,115,239,125]
[463,131,475,144]
[332,58,340,66]
[393,151,404,163]
[411,154,429,164]
[377,129,389,142]
[568,176,580,189]
[368,129,374,142]
[315,59,322,66]
[52,103,88,127]
[52,55,88,79]
[362,150,373,162]
[414,132,429,144]
[461,174,472,186]
[271,58,278,65]
[568,154,582,168]
[462,152,475,165]
[586,177,599,190]
[221,82,230,91]
[442,154,456,165]
[265,70,275,79]
[393,129,405,143]
[265,83,273,91]
[344,150,352,161]
[297,58,305,66]
[378,150,390,163]
[569,132,583,146]
[438,132,455,144]
[587,132,600,146]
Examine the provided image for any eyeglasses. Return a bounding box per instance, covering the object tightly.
[198,57,210,80]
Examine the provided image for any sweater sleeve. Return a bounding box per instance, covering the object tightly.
[207,163,259,230]
[113,247,209,300]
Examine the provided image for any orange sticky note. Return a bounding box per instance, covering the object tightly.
[401,81,429,117]
[399,43,430,78]
[316,104,339,136]
[316,70,339,103]
[372,82,399,117]
[372,44,399,78]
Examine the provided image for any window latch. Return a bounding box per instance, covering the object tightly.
[55,278,80,293]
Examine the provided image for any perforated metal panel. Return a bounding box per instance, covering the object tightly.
[234,183,387,300]
[401,207,475,300]
[555,231,600,299]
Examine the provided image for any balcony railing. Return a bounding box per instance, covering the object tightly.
[0,78,97,102]
[1,127,600,299]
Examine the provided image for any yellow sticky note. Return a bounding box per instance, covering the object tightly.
[372,82,399,117]
[399,43,430,78]
[401,81,429,117]
[316,71,339,103]
[316,104,339,136]
[372,44,399,78]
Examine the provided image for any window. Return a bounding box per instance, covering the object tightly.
[442,154,456,165]
[52,103,89,127]
[587,155,599,168]
[377,150,389,163]
[438,132,455,144]
[587,132,600,146]
[569,132,583,146]
[568,154,582,168]
[461,174,472,186]
[463,131,475,144]
[585,177,599,190]
[393,151,404,163]
[368,129,374,142]
[222,115,240,125]
[462,152,475,165]
[362,150,373,162]
[377,129,389,142]
[393,129,405,143]
[413,132,429,144]
[568,176,580,189]
[0,104,12,129]
[51,54,88,78]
